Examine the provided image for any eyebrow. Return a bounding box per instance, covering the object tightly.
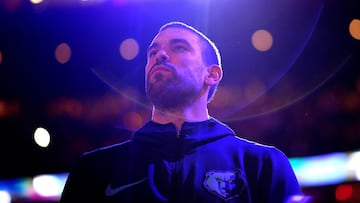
[147,42,159,53]
[169,38,192,49]
[147,38,193,53]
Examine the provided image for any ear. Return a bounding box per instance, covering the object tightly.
[205,64,223,86]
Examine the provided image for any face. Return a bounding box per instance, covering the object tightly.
[145,27,208,109]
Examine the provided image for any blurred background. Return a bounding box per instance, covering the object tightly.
[0,0,359,202]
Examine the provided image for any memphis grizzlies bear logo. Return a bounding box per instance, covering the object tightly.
[203,170,245,201]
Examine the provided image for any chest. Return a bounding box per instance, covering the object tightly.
[103,146,252,203]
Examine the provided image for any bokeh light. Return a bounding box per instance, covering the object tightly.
[335,184,353,201]
[34,127,51,148]
[347,151,360,180]
[291,153,348,186]
[286,195,312,203]
[30,0,43,4]
[3,0,21,13]
[251,29,273,52]
[55,43,72,64]
[119,38,139,60]
[0,100,21,118]
[0,100,6,117]
[48,98,83,119]
[0,191,11,203]
[0,51,3,64]
[349,19,360,40]
[244,79,266,102]
[122,111,143,131]
[209,86,238,114]
[32,174,64,197]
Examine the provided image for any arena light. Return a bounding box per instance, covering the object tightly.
[30,0,106,6]
[119,38,140,60]
[55,43,72,64]
[0,50,3,64]
[33,127,51,148]
[32,174,65,198]
[0,174,68,202]
[0,190,11,203]
[291,153,348,186]
[251,29,273,52]
[347,151,360,181]
[349,19,360,40]
[30,0,43,4]
[290,150,360,187]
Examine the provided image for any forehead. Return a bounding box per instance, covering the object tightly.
[149,27,201,48]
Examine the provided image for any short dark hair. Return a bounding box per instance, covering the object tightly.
[159,22,222,102]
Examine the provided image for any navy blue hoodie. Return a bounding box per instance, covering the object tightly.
[60,118,302,203]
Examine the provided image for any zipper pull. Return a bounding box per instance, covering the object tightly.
[176,130,181,139]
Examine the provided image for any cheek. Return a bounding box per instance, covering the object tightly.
[170,54,205,76]
[145,61,153,76]
[194,67,207,85]
[182,67,206,85]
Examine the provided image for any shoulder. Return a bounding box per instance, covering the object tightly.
[237,137,281,154]
[209,119,288,160]
[224,135,289,162]
[85,139,132,154]
[80,140,133,163]
[233,137,296,180]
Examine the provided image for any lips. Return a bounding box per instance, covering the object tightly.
[150,65,171,76]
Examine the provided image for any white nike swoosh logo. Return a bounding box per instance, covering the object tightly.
[105,177,149,197]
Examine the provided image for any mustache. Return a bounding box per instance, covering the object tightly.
[149,61,176,74]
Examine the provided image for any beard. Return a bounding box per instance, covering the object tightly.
[146,67,201,110]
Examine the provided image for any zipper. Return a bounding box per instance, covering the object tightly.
[171,130,183,202]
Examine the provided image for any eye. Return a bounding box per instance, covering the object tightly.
[173,45,188,52]
[148,50,157,57]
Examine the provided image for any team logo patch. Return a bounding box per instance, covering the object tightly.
[203,170,245,201]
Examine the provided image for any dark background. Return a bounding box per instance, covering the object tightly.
[0,0,359,193]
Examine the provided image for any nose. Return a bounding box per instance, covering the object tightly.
[155,49,169,63]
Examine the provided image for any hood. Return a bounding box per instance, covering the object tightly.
[132,118,235,160]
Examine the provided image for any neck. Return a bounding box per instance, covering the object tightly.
[151,103,209,131]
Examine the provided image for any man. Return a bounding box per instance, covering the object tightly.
[60,22,303,203]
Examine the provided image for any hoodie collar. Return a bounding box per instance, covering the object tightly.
[132,118,235,154]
